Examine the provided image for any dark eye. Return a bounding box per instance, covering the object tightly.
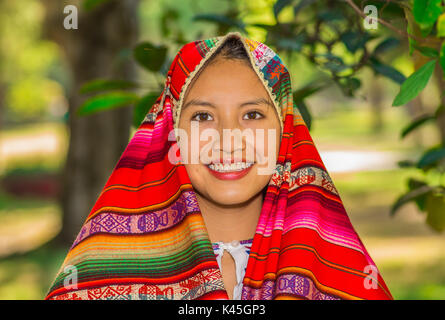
[243,111,264,120]
[191,112,213,122]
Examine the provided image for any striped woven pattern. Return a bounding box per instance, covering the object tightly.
[45,32,392,300]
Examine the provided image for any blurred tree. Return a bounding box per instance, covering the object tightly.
[41,0,140,245]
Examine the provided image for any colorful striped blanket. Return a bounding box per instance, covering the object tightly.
[45,32,393,300]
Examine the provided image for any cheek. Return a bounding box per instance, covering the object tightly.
[178,134,214,165]
[253,127,280,163]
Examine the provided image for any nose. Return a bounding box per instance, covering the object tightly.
[214,115,246,162]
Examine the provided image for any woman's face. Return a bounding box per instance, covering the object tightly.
[177,58,281,206]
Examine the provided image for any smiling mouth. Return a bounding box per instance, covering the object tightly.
[205,161,255,180]
[206,162,254,172]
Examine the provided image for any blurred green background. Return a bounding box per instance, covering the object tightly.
[0,0,444,300]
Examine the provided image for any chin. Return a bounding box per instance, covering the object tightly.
[187,164,269,206]
[205,188,258,207]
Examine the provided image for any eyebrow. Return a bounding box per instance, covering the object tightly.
[182,97,272,110]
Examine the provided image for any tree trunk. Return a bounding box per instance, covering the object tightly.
[42,0,140,246]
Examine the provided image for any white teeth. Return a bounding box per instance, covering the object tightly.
[208,162,254,172]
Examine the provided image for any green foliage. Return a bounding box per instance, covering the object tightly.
[400,114,435,138]
[133,42,168,73]
[388,1,445,232]
[392,60,436,106]
[437,13,445,37]
[413,0,442,30]
[373,37,400,55]
[77,92,139,116]
[413,44,439,58]
[440,42,445,74]
[369,58,406,84]
[390,184,434,216]
[417,146,445,170]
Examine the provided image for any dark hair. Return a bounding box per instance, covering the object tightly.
[208,36,250,64]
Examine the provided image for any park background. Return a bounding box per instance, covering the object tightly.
[0,0,444,299]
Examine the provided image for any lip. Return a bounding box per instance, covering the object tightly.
[205,163,254,180]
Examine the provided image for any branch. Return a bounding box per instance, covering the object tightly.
[343,0,424,43]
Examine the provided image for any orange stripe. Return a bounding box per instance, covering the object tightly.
[87,183,192,222]
[67,213,207,260]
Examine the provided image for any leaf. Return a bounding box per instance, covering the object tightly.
[420,23,435,38]
[397,159,417,168]
[83,0,112,11]
[318,10,344,22]
[400,114,435,138]
[338,77,361,97]
[413,0,442,28]
[437,13,445,37]
[341,31,370,53]
[373,37,400,55]
[132,93,159,128]
[293,83,324,101]
[390,185,434,216]
[417,147,445,169]
[369,58,406,84]
[80,79,138,94]
[274,0,293,19]
[133,42,168,73]
[425,192,445,232]
[77,92,139,116]
[413,44,439,58]
[392,60,436,106]
[407,178,429,211]
[316,53,348,73]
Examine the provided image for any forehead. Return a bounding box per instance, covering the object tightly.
[184,58,269,102]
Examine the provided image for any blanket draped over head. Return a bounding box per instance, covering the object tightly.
[45,32,392,300]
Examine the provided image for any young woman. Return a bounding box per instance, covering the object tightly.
[45,32,392,300]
